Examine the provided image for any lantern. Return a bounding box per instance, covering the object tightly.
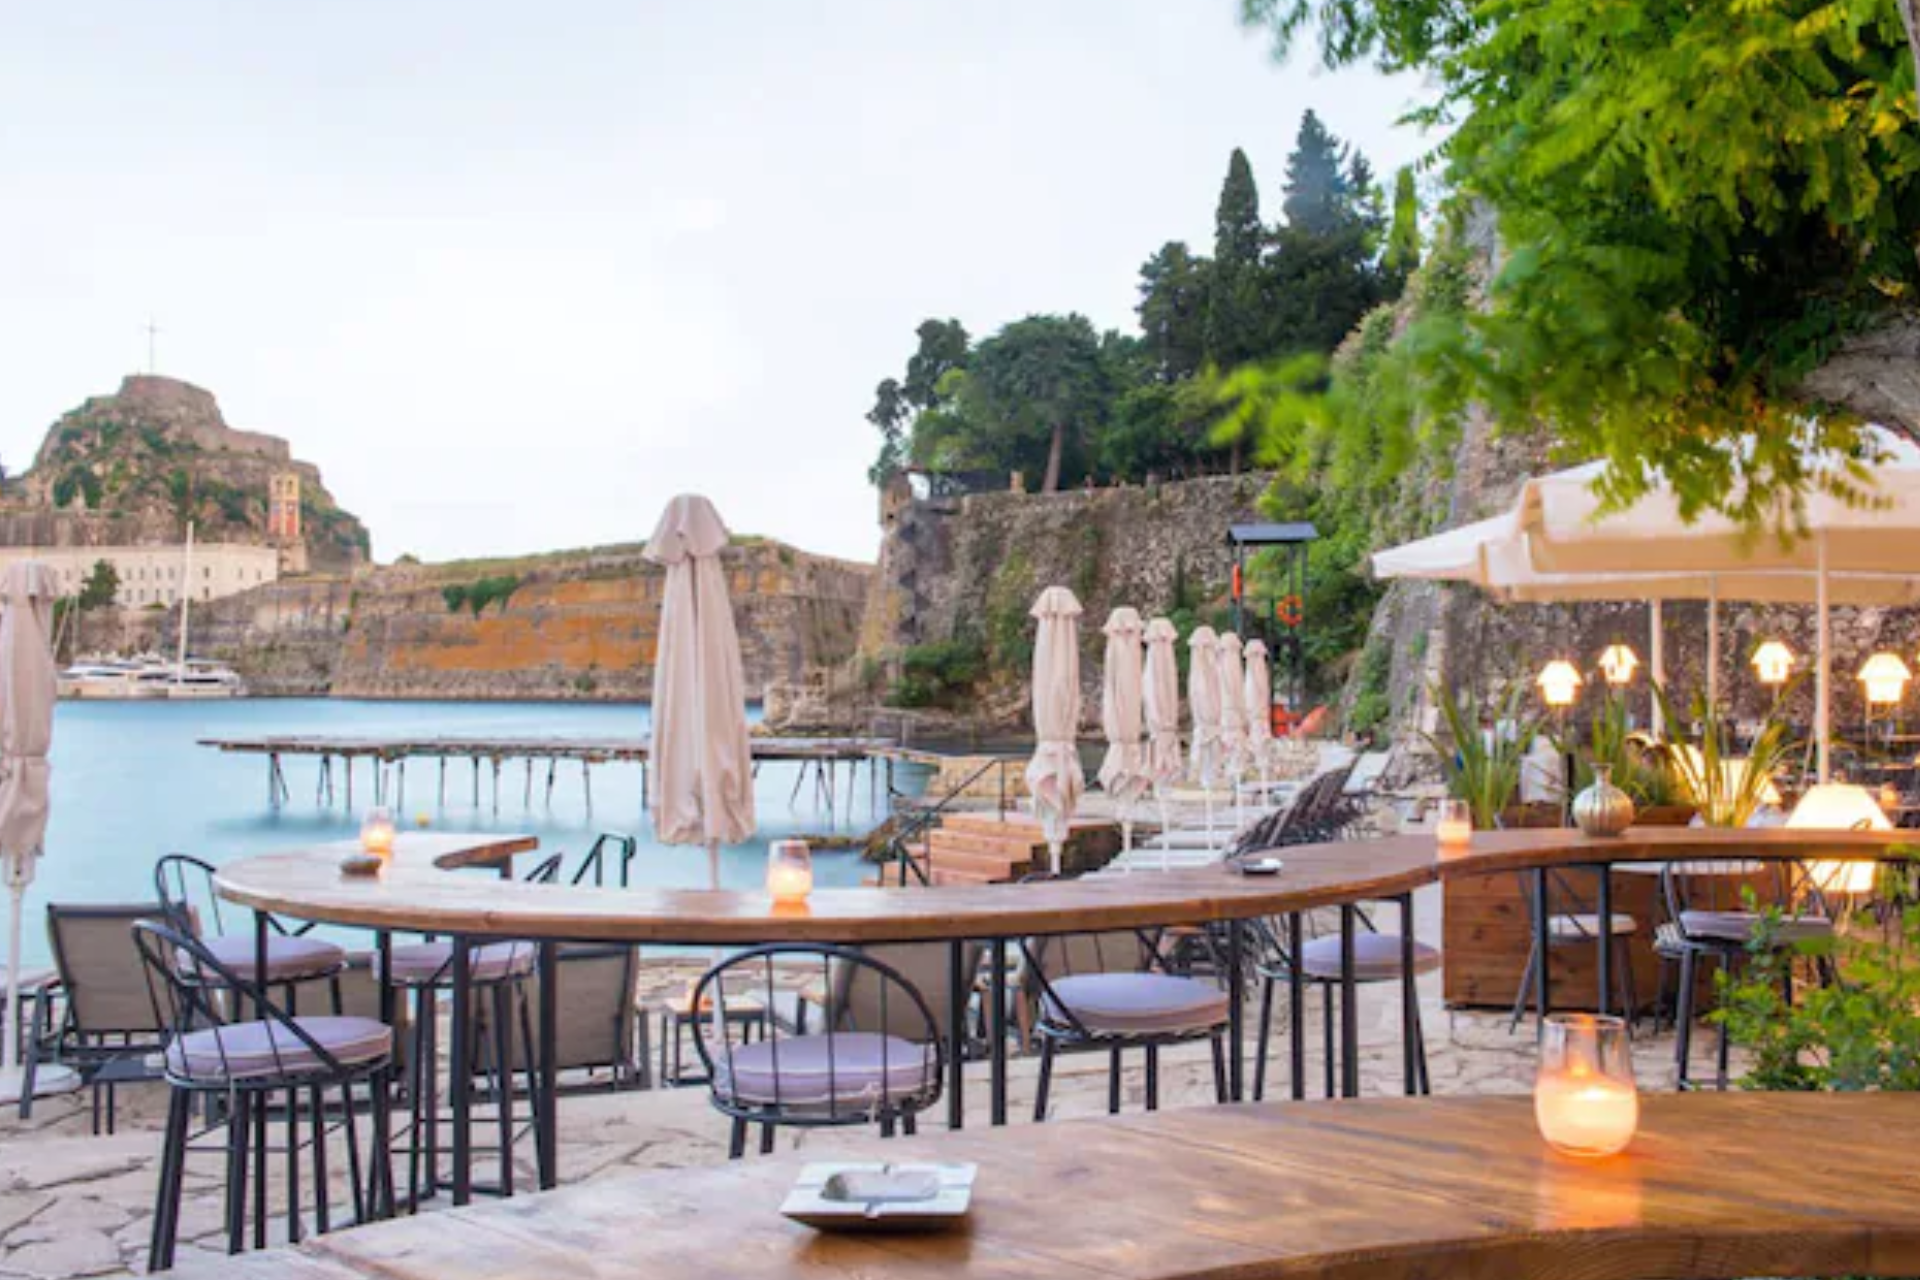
[1751,640,1794,686]
[766,839,814,904]
[1536,660,1583,709]
[1535,1014,1637,1158]
[1789,783,1891,896]
[1434,798,1472,852]
[1596,644,1639,687]
[1858,652,1912,707]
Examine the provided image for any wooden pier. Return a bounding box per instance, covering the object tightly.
[197,732,904,817]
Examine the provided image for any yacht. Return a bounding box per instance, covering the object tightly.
[58,656,169,700]
[148,659,249,699]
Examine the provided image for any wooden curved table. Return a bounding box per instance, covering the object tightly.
[213,826,1914,1202]
[192,1092,1920,1280]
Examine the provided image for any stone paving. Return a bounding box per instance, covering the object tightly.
[0,946,1743,1280]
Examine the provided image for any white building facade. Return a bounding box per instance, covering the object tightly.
[0,544,279,607]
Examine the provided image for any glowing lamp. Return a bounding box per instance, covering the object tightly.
[766,839,814,904]
[1597,644,1639,687]
[1751,640,1794,686]
[359,806,396,857]
[1535,1014,1637,1158]
[1536,660,1584,709]
[1435,799,1473,852]
[1788,783,1891,896]
[1858,652,1912,707]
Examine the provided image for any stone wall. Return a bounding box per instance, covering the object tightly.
[124,540,873,701]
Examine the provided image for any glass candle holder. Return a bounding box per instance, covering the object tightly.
[1435,798,1473,851]
[766,839,813,904]
[360,806,396,857]
[1535,1013,1638,1157]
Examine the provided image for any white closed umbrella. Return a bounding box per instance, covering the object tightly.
[1187,626,1222,849]
[1216,632,1249,829]
[0,563,61,1103]
[644,495,755,889]
[1142,617,1184,869]
[1026,587,1085,877]
[1097,608,1149,855]
[1244,639,1275,801]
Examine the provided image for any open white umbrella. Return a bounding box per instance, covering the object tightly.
[1142,617,1184,869]
[1026,587,1085,877]
[1187,626,1223,849]
[1243,639,1275,801]
[644,495,755,889]
[0,563,60,1104]
[1216,632,1249,829]
[1097,608,1149,856]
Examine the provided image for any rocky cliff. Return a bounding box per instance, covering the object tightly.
[93,540,872,701]
[7,375,369,570]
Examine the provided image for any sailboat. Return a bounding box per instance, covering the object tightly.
[156,522,248,699]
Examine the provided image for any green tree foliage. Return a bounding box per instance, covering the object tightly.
[867,319,970,483]
[441,575,522,616]
[885,638,987,709]
[1136,241,1212,381]
[1242,0,1920,531]
[939,314,1114,492]
[1206,149,1271,379]
[1383,167,1421,282]
[76,559,119,610]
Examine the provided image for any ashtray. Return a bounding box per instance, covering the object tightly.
[1238,857,1284,876]
[781,1161,975,1232]
[338,852,385,877]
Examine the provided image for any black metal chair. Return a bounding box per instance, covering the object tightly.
[154,854,347,1004]
[132,918,396,1271]
[691,943,944,1158]
[1026,930,1229,1120]
[1508,869,1641,1033]
[19,903,168,1130]
[1661,859,1835,1090]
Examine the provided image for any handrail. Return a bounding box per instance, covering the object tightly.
[886,756,1008,886]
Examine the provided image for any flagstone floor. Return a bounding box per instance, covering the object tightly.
[0,945,1742,1280]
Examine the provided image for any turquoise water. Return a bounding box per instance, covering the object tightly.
[16,699,927,969]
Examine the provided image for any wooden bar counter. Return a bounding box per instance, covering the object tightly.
[184,1093,1920,1280]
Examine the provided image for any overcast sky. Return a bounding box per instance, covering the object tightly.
[0,1,1428,566]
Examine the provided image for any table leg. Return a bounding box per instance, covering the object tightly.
[1339,905,1358,1099]
[1289,913,1305,1102]
[1400,895,1418,1096]
[946,939,966,1131]
[537,941,558,1191]
[1596,866,1614,1021]
[449,937,472,1206]
[1532,868,1551,1036]
[989,939,1008,1127]
[1226,920,1244,1102]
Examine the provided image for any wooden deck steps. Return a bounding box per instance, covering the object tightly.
[863,811,1124,887]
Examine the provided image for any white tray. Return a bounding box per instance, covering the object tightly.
[780,1161,976,1232]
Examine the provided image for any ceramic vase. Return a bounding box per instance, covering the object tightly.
[1572,765,1635,838]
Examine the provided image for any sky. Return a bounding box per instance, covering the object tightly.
[0,1,1430,566]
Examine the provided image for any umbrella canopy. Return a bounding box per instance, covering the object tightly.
[1026,587,1085,870]
[1187,626,1222,787]
[1243,638,1274,775]
[1097,607,1149,805]
[1215,632,1248,782]
[0,562,56,1084]
[643,495,755,885]
[1142,617,1184,788]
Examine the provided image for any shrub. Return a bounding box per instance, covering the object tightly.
[442,574,522,616]
[886,638,986,709]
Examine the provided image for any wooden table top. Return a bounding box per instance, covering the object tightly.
[213,826,1914,945]
[183,1092,1920,1280]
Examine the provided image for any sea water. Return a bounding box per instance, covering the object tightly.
[14,699,929,969]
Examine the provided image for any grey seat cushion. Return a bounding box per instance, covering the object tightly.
[377,941,535,987]
[1298,932,1441,982]
[186,934,345,984]
[1679,911,1833,946]
[1043,972,1230,1036]
[166,1016,391,1082]
[1549,912,1638,942]
[712,1032,937,1111]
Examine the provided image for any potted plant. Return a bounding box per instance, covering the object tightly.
[1422,681,1543,830]
[1651,683,1800,829]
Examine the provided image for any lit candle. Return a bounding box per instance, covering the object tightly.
[766,839,813,904]
[1535,1014,1638,1158]
[1435,799,1473,851]
[360,806,396,857]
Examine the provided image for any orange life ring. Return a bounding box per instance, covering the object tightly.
[1275,594,1304,628]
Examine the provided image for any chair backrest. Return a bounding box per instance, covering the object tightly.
[492,945,637,1075]
[1027,931,1154,983]
[1661,860,1809,931]
[46,903,167,1037]
[691,943,943,1123]
[130,918,352,1086]
[827,942,984,1044]
[153,853,224,937]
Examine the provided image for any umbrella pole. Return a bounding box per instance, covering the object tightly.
[1048,840,1062,877]
[1707,577,1721,713]
[1650,600,1666,738]
[706,840,721,891]
[1157,788,1172,873]
[1817,533,1832,783]
[2,872,20,1078]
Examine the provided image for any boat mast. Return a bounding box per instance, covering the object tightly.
[176,520,194,680]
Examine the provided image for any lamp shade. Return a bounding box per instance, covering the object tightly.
[1788,782,1891,894]
[1597,644,1639,687]
[1751,640,1795,685]
[1858,652,1913,706]
[1537,659,1584,708]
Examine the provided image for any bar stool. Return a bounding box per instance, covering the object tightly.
[376,939,546,1207]
[154,855,347,1007]
[133,919,395,1271]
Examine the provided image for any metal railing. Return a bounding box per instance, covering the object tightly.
[884,756,1011,887]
